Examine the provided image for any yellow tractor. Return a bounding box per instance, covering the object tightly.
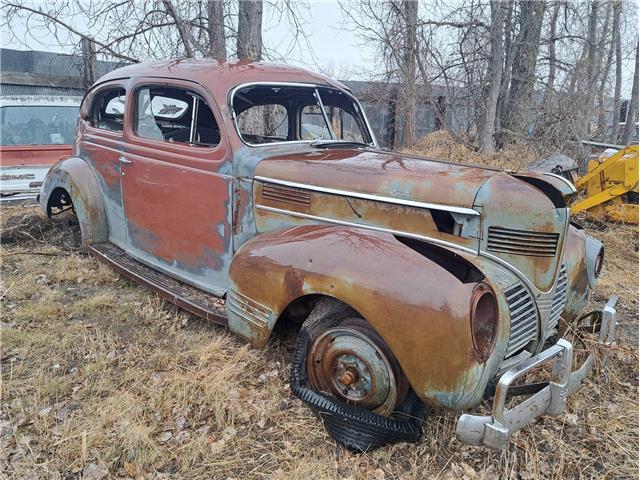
[571,144,639,224]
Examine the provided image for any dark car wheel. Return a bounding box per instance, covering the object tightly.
[290,299,427,451]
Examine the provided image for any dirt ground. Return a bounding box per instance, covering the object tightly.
[1,145,638,479]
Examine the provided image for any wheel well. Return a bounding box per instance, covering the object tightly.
[274,294,358,335]
[46,187,75,217]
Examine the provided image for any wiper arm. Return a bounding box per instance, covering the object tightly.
[310,140,370,149]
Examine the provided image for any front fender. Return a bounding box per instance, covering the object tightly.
[561,224,594,321]
[228,224,509,409]
[40,157,108,246]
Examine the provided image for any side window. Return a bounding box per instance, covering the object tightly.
[134,86,220,147]
[90,88,125,132]
[237,104,288,144]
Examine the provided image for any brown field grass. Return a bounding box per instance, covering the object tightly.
[1,139,638,479]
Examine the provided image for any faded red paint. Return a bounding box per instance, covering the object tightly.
[0,144,72,167]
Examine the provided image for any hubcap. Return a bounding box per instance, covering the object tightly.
[306,320,402,416]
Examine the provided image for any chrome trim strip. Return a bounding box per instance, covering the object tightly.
[228,81,379,148]
[542,172,577,193]
[255,204,478,255]
[255,176,480,216]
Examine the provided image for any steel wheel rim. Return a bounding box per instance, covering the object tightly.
[307,322,399,416]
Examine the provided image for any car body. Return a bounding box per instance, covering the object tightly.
[38,59,617,450]
[1,96,80,202]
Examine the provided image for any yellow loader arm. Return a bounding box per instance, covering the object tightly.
[571,145,639,223]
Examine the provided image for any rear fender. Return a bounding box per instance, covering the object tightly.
[228,224,510,409]
[39,157,108,246]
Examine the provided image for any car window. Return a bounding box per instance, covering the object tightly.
[135,86,220,147]
[232,84,373,146]
[0,105,78,146]
[91,88,126,132]
[237,104,288,144]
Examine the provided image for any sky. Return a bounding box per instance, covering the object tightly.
[0,0,636,95]
[0,1,378,81]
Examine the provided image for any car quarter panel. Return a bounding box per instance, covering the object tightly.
[228,224,511,409]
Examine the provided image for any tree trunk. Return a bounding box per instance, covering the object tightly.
[503,0,546,137]
[583,0,598,136]
[621,44,639,145]
[544,1,561,98]
[596,3,613,138]
[162,0,195,58]
[495,0,515,135]
[81,36,97,90]
[479,0,504,154]
[401,0,418,147]
[610,1,622,143]
[207,0,226,59]
[237,0,263,60]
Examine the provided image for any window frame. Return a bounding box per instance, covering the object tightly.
[87,86,127,135]
[131,83,222,150]
[229,82,378,148]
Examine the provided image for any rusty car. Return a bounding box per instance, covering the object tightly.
[1,96,80,202]
[38,59,617,451]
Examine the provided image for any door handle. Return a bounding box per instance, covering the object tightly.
[119,156,133,165]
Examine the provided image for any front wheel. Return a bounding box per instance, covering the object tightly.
[290,299,427,451]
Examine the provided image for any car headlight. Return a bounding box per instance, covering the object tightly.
[585,235,604,288]
[470,283,498,361]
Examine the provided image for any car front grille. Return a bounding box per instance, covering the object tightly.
[504,282,538,358]
[546,264,568,337]
[503,263,568,359]
[487,226,559,257]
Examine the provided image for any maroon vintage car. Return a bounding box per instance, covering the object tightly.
[39,59,616,451]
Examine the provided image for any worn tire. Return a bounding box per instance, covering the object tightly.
[290,299,427,451]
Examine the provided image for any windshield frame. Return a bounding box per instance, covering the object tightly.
[228,81,378,148]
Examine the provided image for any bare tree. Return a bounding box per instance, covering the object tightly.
[479,0,504,153]
[610,0,623,142]
[237,0,263,60]
[621,43,639,145]
[502,0,546,138]
[207,0,227,58]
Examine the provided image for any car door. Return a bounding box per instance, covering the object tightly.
[79,84,129,246]
[120,78,232,296]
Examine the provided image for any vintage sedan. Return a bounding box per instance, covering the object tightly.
[39,59,617,450]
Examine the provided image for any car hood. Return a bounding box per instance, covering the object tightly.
[254,148,500,210]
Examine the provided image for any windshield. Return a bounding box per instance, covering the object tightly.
[231,84,374,146]
[0,105,78,146]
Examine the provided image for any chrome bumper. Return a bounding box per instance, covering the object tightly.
[456,295,618,449]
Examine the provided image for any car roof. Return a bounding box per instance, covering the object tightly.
[94,58,350,100]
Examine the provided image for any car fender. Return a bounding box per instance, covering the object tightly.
[39,156,109,246]
[227,224,510,409]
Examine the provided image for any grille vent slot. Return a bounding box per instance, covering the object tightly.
[260,182,311,207]
[487,226,559,257]
[546,264,568,337]
[504,283,538,358]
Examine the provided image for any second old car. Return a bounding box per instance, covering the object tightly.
[38,59,618,451]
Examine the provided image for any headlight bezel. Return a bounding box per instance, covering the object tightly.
[470,282,498,361]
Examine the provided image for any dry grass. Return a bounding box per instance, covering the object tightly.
[404,130,538,172]
[1,154,638,479]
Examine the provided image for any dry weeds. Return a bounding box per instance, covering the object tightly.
[1,150,638,479]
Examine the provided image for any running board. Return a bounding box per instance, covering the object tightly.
[88,242,227,325]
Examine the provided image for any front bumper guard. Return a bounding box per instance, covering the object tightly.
[456,295,618,449]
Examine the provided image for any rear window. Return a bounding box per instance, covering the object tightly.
[0,105,78,146]
[90,88,126,132]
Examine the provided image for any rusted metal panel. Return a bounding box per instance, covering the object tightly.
[39,156,108,246]
[228,224,511,410]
